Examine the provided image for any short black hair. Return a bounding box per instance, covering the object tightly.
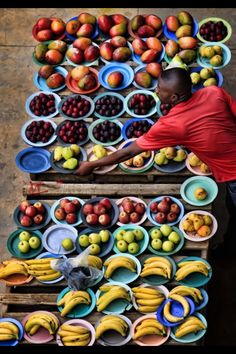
[160,68,192,94]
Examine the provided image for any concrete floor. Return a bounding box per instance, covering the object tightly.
[0,7,236,346]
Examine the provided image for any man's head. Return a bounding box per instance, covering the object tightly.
[156,68,192,105]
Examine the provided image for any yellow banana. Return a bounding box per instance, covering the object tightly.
[87,255,103,269]
[169,286,202,303]
[95,321,126,339]
[177,316,206,331]
[0,333,17,341]
[0,263,28,278]
[175,323,206,338]
[168,294,190,316]
[133,292,164,300]
[0,322,19,336]
[143,261,172,279]
[140,267,168,278]
[25,258,53,265]
[64,291,90,304]
[137,305,160,313]
[28,264,52,271]
[136,319,166,334]
[178,260,210,270]
[57,291,74,306]
[36,271,62,281]
[60,324,89,335]
[103,256,135,267]
[0,328,16,336]
[28,269,56,276]
[175,264,209,281]
[29,324,40,336]
[61,297,90,317]
[97,289,130,312]
[134,326,164,340]
[60,333,90,342]
[105,259,136,278]
[99,285,123,292]
[144,257,172,267]
[96,287,128,306]
[136,297,165,306]
[100,315,128,329]
[63,338,90,346]
[27,313,58,331]
[163,301,183,323]
[25,317,54,334]
[132,287,162,295]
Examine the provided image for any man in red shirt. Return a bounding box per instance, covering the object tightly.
[75,68,236,205]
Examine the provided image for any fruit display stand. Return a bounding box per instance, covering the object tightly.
[0,182,211,346]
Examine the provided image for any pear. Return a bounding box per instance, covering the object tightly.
[199,46,206,58]
[54,146,63,161]
[159,148,166,154]
[203,47,215,59]
[200,163,211,174]
[124,158,133,166]
[163,158,169,165]
[193,215,204,231]
[154,152,166,165]
[203,78,217,87]
[210,55,223,67]
[208,67,215,76]
[189,154,202,167]
[70,144,80,156]
[200,68,212,80]
[140,151,151,158]
[203,215,213,226]
[212,45,222,55]
[188,213,198,221]
[63,158,78,170]
[190,72,201,85]
[173,149,187,162]
[165,147,177,159]
[182,219,195,232]
[62,147,73,160]
[93,145,107,159]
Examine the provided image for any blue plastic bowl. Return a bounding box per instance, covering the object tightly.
[121,117,154,140]
[163,18,199,41]
[65,16,99,41]
[180,176,218,206]
[189,66,223,92]
[98,63,134,91]
[131,42,165,65]
[197,42,231,69]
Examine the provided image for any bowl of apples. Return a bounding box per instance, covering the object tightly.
[7,229,44,259]
[113,224,149,257]
[76,228,114,257]
[148,225,185,256]
[116,196,147,226]
[50,197,85,227]
[80,197,119,231]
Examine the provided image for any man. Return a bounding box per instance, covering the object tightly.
[75,68,236,205]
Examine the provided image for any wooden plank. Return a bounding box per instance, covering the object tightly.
[0,293,57,305]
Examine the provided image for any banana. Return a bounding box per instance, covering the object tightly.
[87,255,103,269]
[99,285,123,292]
[0,333,17,341]
[177,316,206,331]
[143,261,172,279]
[27,313,58,331]
[0,328,16,336]
[144,257,172,267]
[0,263,28,278]
[60,333,90,342]
[175,323,206,338]
[25,317,54,334]
[63,338,90,346]
[168,294,190,316]
[137,305,160,313]
[178,260,210,269]
[136,319,166,334]
[60,324,90,334]
[133,292,164,300]
[57,291,74,306]
[105,259,136,278]
[61,297,90,317]
[95,320,127,339]
[100,315,128,328]
[136,297,165,306]
[0,322,19,336]
[169,285,202,303]
[29,324,40,336]
[134,326,164,340]
[36,271,62,281]
[175,264,209,281]
[97,289,130,312]
[163,301,183,323]
[96,287,127,306]
[28,264,52,271]
[28,269,56,276]
[65,291,90,304]
[132,287,162,295]
[103,256,135,267]
[25,258,53,265]
[140,267,168,278]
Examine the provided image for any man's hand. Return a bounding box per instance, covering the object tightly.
[74,161,95,176]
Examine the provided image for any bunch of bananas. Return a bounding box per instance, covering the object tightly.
[95,315,129,340]
[140,256,172,279]
[104,256,137,279]
[57,323,91,346]
[0,321,19,341]
[25,258,62,282]
[169,285,203,304]
[175,315,206,338]
[175,260,210,282]
[96,284,131,312]
[163,294,191,323]
[87,255,103,270]
[132,286,165,313]
[24,312,59,336]
[57,290,91,317]
[0,260,29,280]
[133,318,166,340]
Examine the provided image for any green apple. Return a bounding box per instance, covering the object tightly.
[151,238,162,250]
[19,231,31,242]
[99,230,110,243]
[62,238,74,251]
[133,229,144,241]
[160,224,173,237]
[128,242,140,254]
[162,240,175,252]
[116,230,126,241]
[168,231,180,244]
[123,230,135,244]
[29,236,41,249]
[78,234,90,247]
[116,240,128,252]
[89,243,101,255]
[18,240,30,253]
[88,233,101,244]
[150,228,162,240]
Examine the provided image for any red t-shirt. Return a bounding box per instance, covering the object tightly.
[136,86,236,183]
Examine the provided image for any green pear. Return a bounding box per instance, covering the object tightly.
[210,55,223,67]
[200,68,212,80]
[54,146,63,161]
[154,152,166,165]
[173,149,187,162]
[190,72,201,85]
[63,158,78,170]
[165,147,177,160]
[212,45,222,55]
[203,47,215,59]
[62,147,74,160]
[70,144,80,156]
[203,78,217,87]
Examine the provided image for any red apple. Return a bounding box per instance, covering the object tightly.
[93,203,107,216]
[135,203,146,215]
[162,197,172,204]
[33,202,45,214]
[25,205,37,218]
[98,214,111,226]
[155,212,166,224]
[33,214,44,224]
[83,204,94,216]
[157,201,170,213]
[150,202,158,213]
[37,18,52,31]
[99,198,112,210]
[64,202,77,214]
[55,208,66,220]
[19,200,30,213]
[119,211,130,224]
[166,212,178,223]
[60,198,70,209]
[170,203,180,215]
[86,213,98,225]
[20,215,32,227]
[66,213,77,224]
[72,199,81,210]
[130,212,141,223]
[123,201,135,214]
[121,198,131,208]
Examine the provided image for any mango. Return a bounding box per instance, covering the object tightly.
[78,13,96,25]
[210,54,223,66]
[146,62,162,78]
[46,73,65,88]
[66,47,84,64]
[109,22,127,37]
[37,29,53,41]
[131,15,145,31]
[84,45,100,62]
[34,43,48,62]
[145,14,162,31]
[178,36,198,49]
[78,73,97,90]
[71,66,90,81]
[137,25,155,37]
[175,25,192,38]
[166,15,180,32]
[140,49,159,63]
[110,36,127,48]
[98,15,114,33]
[177,11,193,25]
[112,14,128,25]
[100,42,114,61]
[66,20,80,35]
[107,71,123,88]
[203,78,217,87]
[178,49,196,64]
[76,23,94,37]
[48,40,67,53]
[165,39,179,58]
[51,18,65,35]
[132,38,148,55]
[45,49,64,65]
[146,37,162,52]
[73,37,91,51]
[38,65,54,79]
[112,47,131,62]
[134,72,152,88]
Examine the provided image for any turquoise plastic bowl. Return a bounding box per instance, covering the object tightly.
[170,312,207,343]
[113,224,149,256]
[139,255,176,286]
[175,256,212,287]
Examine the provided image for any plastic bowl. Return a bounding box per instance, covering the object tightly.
[21,119,57,148]
[163,18,199,41]
[124,89,158,118]
[32,40,67,66]
[32,17,66,42]
[65,42,99,67]
[50,146,87,174]
[42,224,78,255]
[0,318,24,346]
[116,196,147,226]
[113,224,149,256]
[15,147,51,174]
[86,146,118,174]
[132,64,158,91]
[197,42,231,69]
[153,146,187,174]
[139,255,176,286]
[93,92,125,120]
[128,14,163,39]
[66,67,100,94]
[35,251,66,284]
[132,284,169,314]
[197,17,232,43]
[65,16,99,41]
[185,152,212,176]
[180,176,218,206]
[98,62,134,91]
[148,225,185,256]
[88,119,123,147]
[33,66,68,92]
[170,312,207,343]
[56,318,96,346]
[189,66,223,92]
[56,120,89,146]
[121,117,154,141]
[25,91,61,120]
[50,196,85,226]
[58,94,95,121]
[132,43,165,65]
[175,256,212,287]
[7,229,43,259]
